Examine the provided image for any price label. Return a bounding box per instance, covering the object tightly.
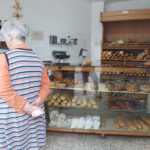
[122,10,128,14]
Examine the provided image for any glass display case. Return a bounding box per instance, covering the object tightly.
[44,8,150,136]
[45,65,150,136]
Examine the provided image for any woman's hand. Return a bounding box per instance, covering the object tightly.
[24,103,41,115]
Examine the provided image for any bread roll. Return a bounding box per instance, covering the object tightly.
[114,118,120,129]
[137,118,149,130]
[127,119,138,131]
[132,118,142,130]
[117,116,127,128]
[93,104,98,109]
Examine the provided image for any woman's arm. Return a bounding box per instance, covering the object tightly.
[0,53,27,113]
[38,66,51,103]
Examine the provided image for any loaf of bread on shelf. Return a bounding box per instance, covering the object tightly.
[132,118,142,130]
[140,116,150,126]
[127,119,138,131]
[114,118,120,129]
[136,117,149,130]
[53,93,61,100]
[93,104,98,109]
[114,81,125,91]
[140,84,150,93]
[126,82,140,92]
[116,116,127,129]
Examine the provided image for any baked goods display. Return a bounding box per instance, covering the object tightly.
[136,49,150,60]
[108,99,146,111]
[114,115,150,131]
[48,110,101,130]
[104,79,150,93]
[102,93,147,101]
[101,72,148,78]
[126,82,140,92]
[102,49,150,61]
[47,92,98,109]
[114,80,125,91]
[102,50,135,60]
[105,80,128,92]
[108,101,133,110]
[140,82,150,93]
[51,78,83,88]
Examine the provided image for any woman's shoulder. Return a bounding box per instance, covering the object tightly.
[0,53,8,66]
[0,53,6,59]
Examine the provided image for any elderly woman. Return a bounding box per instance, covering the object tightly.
[0,20,50,150]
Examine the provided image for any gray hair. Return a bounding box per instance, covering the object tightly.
[1,20,27,41]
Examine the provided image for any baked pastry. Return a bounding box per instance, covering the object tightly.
[114,118,120,129]
[126,81,139,92]
[117,116,127,129]
[116,101,127,110]
[114,80,125,91]
[132,118,142,130]
[140,116,150,125]
[140,84,150,93]
[127,119,138,131]
[108,101,120,109]
[136,117,149,130]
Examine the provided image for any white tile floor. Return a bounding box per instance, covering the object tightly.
[42,131,150,150]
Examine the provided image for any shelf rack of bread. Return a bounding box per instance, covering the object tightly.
[50,82,150,94]
[46,92,99,109]
[46,113,150,136]
[100,8,150,86]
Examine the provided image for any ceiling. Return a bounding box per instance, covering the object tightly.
[88,0,139,1]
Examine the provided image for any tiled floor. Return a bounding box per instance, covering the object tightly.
[42,131,150,150]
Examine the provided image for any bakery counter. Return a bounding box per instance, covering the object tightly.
[45,63,150,136]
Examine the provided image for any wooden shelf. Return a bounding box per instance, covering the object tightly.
[100,9,150,22]
[102,43,150,49]
[46,127,150,136]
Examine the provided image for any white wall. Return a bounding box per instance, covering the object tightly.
[0,0,91,63]
[91,1,104,66]
[105,0,150,11]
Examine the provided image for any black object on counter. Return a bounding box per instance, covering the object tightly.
[50,35,57,44]
[52,51,70,59]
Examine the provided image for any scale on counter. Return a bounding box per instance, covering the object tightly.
[52,50,70,66]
